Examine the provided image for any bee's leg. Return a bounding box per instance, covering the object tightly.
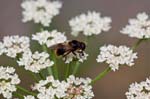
[64,56,67,62]
[78,51,84,58]
[62,51,72,61]
[62,51,71,58]
[80,51,84,56]
[62,51,72,62]
[72,51,77,56]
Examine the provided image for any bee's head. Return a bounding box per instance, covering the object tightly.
[69,40,79,50]
[79,42,86,50]
[69,40,86,51]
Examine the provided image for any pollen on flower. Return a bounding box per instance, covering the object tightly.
[69,11,112,36]
[64,75,94,99]
[121,12,150,39]
[0,66,20,99]
[96,45,138,71]
[126,77,150,99]
[21,0,62,26]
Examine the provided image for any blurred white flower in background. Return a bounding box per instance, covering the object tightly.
[96,45,138,71]
[1,35,30,58]
[21,0,62,26]
[121,12,150,39]
[32,30,67,47]
[0,66,20,99]
[126,77,150,99]
[69,11,112,36]
[17,49,54,73]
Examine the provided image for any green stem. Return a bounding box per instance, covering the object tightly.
[47,67,53,75]
[65,63,70,78]
[13,92,24,99]
[42,44,48,52]
[72,61,80,75]
[16,85,36,96]
[132,39,144,51]
[52,61,59,79]
[91,67,111,85]
[42,45,53,75]
[29,72,39,82]
[51,51,59,79]
[38,72,45,80]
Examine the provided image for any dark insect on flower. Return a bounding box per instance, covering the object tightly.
[53,40,86,60]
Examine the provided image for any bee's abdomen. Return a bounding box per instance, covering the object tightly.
[56,48,66,56]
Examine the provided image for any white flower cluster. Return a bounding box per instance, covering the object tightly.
[33,75,94,99]
[17,50,54,73]
[21,0,62,26]
[32,30,67,47]
[24,95,35,99]
[0,66,20,99]
[64,75,94,99]
[0,42,5,56]
[69,11,112,36]
[64,52,89,64]
[126,77,150,99]
[96,45,138,71]
[33,76,68,99]
[0,35,30,58]
[121,12,150,39]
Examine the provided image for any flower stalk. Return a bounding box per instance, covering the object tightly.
[91,67,111,85]
[51,51,59,79]
[16,85,37,96]
[65,63,70,78]
[42,45,53,75]
[132,39,144,51]
[13,92,24,99]
[72,61,80,75]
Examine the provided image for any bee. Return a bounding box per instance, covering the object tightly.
[54,40,86,59]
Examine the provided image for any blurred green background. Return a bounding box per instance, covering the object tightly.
[0,0,150,99]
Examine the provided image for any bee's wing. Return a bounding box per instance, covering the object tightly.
[49,42,66,50]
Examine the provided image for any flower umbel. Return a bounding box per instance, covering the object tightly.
[33,75,94,99]
[126,77,150,99]
[96,45,138,71]
[1,35,30,58]
[17,50,54,73]
[32,30,67,48]
[33,76,68,99]
[69,11,112,36]
[21,0,62,26]
[121,12,150,39]
[64,75,94,99]
[0,66,20,99]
